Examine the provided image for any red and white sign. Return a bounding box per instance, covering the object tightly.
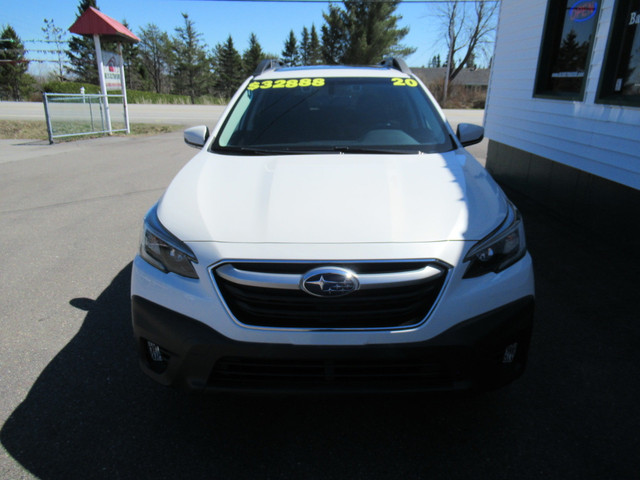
[102,51,122,91]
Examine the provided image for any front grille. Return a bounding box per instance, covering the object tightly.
[210,355,467,390]
[212,261,448,329]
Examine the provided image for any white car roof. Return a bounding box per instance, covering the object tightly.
[254,65,412,80]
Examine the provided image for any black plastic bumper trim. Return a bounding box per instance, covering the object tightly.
[131,295,534,393]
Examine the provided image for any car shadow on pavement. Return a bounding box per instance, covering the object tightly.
[4,139,50,146]
[0,263,490,479]
[2,193,640,479]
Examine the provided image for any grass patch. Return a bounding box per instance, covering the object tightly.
[0,120,45,139]
[0,120,182,142]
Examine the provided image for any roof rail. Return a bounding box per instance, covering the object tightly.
[380,57,412,75]
[253,58,283,76]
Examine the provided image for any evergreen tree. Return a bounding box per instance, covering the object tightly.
[138,23,172,93]
[242,33,265,77]
[66,0,99,83]
[552,29,589,92]
[429,54,442,68]
[465,52,477,69]
[212,35,243,98]
[308,24,322,65]
[281,30,299,67]
[299,27,310,65]
[0,25,31,100]
[120,20,143,90]
[172,13,210,103]
[340,0,415,64]
[321,5,346,65]
[556,30,588,73]
[320,1,414,65]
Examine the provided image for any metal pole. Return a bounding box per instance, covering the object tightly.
[118,42,130,134]
[89,95,95,131]
[99,96,105,131]
[42,92,54,144]
[94,34,112,134]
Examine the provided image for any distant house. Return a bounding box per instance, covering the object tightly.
[484,0,639,243]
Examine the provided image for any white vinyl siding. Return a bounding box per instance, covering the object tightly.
[485,0,640,190]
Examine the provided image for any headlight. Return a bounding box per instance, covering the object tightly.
[463,201,527,278]
[140,203,199,279]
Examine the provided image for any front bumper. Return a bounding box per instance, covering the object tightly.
[132,295,534,393]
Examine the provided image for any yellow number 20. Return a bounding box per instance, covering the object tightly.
[391,77,418,87]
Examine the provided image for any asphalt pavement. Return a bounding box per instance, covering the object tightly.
[0,101,228,126]
[0,113,638,479]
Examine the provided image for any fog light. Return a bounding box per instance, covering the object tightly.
[503,342,518,364]
[144,340,170,373]
[147,341,164,362]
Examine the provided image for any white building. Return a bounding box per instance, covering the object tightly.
[484,0,639,239]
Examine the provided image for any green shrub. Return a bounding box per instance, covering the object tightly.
[41,81,228,105]
[43,81,101,95]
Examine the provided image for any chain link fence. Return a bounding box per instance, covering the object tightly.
[42,93,127,143]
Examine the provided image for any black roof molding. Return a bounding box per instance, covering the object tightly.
[253,59,284,76]
[380,57,412,75]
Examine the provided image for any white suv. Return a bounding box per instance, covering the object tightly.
[131,58,535,393]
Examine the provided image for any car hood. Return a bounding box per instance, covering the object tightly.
[159,149,507,244]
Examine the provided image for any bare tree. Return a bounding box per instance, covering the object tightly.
[42,19,68,81]
[438,1,498,101]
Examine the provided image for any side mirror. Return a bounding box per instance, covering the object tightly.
[184,125,210,149]
[456,123,484,147]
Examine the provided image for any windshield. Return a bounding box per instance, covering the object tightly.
[212,76,454,155]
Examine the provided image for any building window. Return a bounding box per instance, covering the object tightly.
[534,0,600,99]
[597,0,640,106]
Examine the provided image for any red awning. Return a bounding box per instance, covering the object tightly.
[69,7,140,43]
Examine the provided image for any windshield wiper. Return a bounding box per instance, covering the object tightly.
[212,146,308,156]
[331,146,419,154]
[212,145,421,156]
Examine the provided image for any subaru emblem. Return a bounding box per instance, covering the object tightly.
[301,267,360,298]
